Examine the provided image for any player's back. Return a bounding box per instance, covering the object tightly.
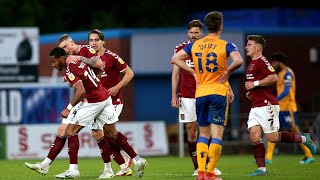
[67,61,109,103]
[191,36,229,98]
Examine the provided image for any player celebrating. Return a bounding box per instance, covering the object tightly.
[25,35,104,177]
[87,29,147,177]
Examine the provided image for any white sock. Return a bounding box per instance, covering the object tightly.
[69,164,78,170]
[120,163,127,170]
[104,162,113,173]
[258,167,267,172]
[41,157,52,167]
[133,156,141,165]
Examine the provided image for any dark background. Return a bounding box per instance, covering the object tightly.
[0,0,317,34]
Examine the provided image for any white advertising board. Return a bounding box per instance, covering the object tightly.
[0,27,39,82]
[6,121,168,160]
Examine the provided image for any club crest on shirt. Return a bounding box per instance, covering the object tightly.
[249,64,254,71]
[89,48,96,54]
[267,65,275,72]
[68,73,75,81]
[118,58,125,64]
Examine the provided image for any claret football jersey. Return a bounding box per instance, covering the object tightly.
[66,61,109,103]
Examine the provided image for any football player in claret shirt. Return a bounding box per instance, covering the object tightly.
[265,52,315,164]
[172,11,243,180]
[171,19,221,177]
[30,47,116,178]
[244,35,318,176]
[24,35,106,177]
[87,29,147,178]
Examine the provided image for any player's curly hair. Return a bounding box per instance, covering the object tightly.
[49,47,67,58]
[271,52,287,64]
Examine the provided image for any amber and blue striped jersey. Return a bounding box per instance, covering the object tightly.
[183,36,238,98]
[277,67,297,112]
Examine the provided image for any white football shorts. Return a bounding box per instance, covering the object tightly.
[178,97,197,123]
[66,97,118,128]
[247,105,280,133]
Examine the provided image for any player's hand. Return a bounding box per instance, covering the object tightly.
[218,71,230,84]
[246,91,252,100]
[62,76,72,87]
[66,55,80,64]
[228,92,234,103]
[245,81,254,90]
[61,108,70,118]
[108,86,120,96]
[193,73,200,86]
[171,96,178,108]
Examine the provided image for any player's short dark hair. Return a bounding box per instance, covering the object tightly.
[88,29,105,41]
[188,19,204,30]
[50,47,67,58]
[247,35,266,48]
[271,52,287,64]
[205,11,223,33]
[56,34,71,46]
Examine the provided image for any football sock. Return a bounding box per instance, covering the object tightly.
[279,131,302,143]
[207,138,222,174]
[97,136,111,163]
[47,135,66,164]
[265,141,276,160]
[68,134,79,164]
[299,143,313,158]
[197,136,209,172]
[187,141,198,170]
[253,142,265,168]
[104,162,112,171]
[114,132,137,159]
[109,145,125,165]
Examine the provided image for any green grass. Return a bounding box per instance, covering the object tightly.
[0,155,319,179]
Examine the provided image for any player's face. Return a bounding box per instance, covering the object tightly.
[58,39,75,55]
[88,33,105,53]
[50,56,64,71]
[245,40,258,58]
[188,27,202,42]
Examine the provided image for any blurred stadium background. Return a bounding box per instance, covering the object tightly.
[0,1,320,162]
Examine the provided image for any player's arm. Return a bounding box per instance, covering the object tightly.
[61,80,85,118]
[171,46,196,82]
[80,56,103,69]
[277,72,293,101]
[218,45,243,83]
[228,83,234,103]
[171,64,180,108]
[228,51,243,74]
[245,74,278,90]
[108,65,134,96]
[118,65,134,88]
[66,55,103,69]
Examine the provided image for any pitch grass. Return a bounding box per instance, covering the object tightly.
[0,155,319,179]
